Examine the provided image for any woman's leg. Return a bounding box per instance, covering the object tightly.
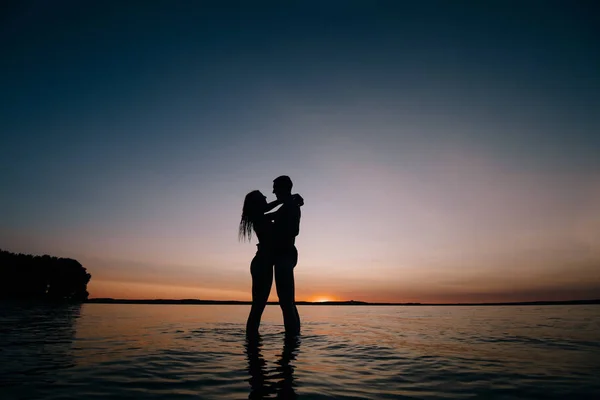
[246,253,273,337]
[274,247,300,336]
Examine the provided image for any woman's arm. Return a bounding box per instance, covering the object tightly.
[264,194,304,221]
[265,210,279,222]
[264,199,283,213]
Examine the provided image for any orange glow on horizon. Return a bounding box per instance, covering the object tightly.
[310,295,337,303]
[87,279,600,304]
[89,279,252,301]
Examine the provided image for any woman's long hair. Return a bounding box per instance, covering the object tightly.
[239,190,263,242]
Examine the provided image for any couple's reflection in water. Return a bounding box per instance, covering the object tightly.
[245,334,301,399]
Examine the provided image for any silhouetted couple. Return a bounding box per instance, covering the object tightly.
[239,175,303,337]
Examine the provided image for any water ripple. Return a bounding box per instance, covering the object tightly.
[1,303,599,399]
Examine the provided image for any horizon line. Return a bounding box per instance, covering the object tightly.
[85,298,600,306]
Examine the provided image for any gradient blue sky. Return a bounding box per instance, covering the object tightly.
[2,0,599,302]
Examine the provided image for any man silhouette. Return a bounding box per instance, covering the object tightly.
[272,175,301,335]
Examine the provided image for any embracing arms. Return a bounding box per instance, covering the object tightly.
[265,194,304,221]
[265,199,283,213]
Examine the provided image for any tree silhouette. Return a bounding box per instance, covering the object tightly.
[0,249,91,302]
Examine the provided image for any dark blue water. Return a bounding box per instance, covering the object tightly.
[1,304,599,399]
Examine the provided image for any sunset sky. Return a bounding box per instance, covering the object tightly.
[2,1,599,303]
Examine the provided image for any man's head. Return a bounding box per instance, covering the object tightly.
[273,175,293,200]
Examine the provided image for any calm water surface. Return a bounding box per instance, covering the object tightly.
[1,304,599,399]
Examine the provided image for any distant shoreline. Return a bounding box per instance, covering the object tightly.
[85,298,600,306]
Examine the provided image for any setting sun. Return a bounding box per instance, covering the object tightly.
[311,296,336,303]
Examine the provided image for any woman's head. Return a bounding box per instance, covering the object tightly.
[239,190,267,241]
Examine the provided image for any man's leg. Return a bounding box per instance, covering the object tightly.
[274,248,300,335]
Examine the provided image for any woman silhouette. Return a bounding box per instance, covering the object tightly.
[239,190,303,337]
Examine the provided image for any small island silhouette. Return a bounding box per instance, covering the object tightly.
[1,249,91,302]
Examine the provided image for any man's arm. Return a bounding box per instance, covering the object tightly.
[289,205,300,237]
[277,202,300,239]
